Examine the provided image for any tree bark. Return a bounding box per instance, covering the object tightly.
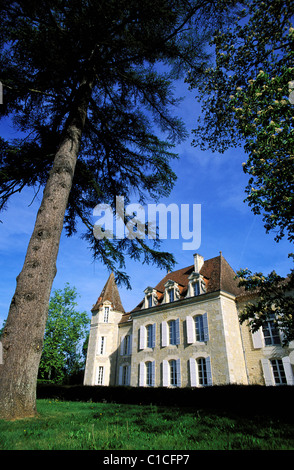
[0,77,93,420]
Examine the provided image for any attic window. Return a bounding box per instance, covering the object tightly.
[103,306,109,322]
[143,287,157,309]
[168,288,174,302]
[164,280,179,303]
[193,281,200,296]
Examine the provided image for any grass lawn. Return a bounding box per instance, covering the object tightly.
[0,399,293,450]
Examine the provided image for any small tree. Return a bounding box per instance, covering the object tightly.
[38,284,90,384]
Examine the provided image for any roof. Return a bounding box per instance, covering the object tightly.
[92,272,125,313]
[130,253,244,314]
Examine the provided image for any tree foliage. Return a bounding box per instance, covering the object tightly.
[186,0,294,343]
[187,0,294,243]
[0,0,234,286]
[38,284,90,383]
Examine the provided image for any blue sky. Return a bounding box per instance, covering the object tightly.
[0,80,293,326]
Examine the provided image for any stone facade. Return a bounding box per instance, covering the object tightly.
[84,253,294,388]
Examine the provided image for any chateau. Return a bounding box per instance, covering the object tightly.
[84,252,294,388]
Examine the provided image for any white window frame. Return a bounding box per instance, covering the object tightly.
[97,336,106,355]
[139,360,155,387]
[189,356,212,387]
[103,306,110,323]
[261,356,294,386]
[186,313,209,344]
[162,359,181,387]
[96,365,104,385]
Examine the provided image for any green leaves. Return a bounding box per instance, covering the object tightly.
[187,0,294,243]
[38,284,90,383]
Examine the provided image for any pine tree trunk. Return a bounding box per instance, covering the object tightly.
[0,78,93,420]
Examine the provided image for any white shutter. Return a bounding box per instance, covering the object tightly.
[139,325,145,350]
[251,327,263,349]
[261,358,274,386]
[139,362,145,386]
[203,312,209,342]
[186,316,194,344]
[162,321,168,347]
[189,358,197,387]
[282,356,294,385]
[205,356,212,386]
[163,360,169,386]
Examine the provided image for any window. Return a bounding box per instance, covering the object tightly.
[186,313,209,344]
[103,306,109,323]
[189,357,212,387]
[168,288,174,303]
[162,319,180,346]
[122,365,130,386]
[121,334,132,355]
[197,358,208,386]
[96,366,104,385]
[163,359,181,387]
[139,361,155,386]
[193,281,200,296]
[98,336,105,355]
[146,361,153,386]
[194,315,204,342]
[270,359,287,385]
[119,365,130,385]
[169,320,177,345]
[140,324,155,349]
[124,335,130,355]
[169,360,178,386]
[147,294,152,308]
[261,356,294,386]
[146,324,155,348]
[262,315,281,345]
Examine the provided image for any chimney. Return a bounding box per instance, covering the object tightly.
[193,253,204,273]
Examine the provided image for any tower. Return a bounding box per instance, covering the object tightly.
[83,272,125,385]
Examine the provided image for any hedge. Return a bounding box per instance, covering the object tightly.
[37,383,293,420]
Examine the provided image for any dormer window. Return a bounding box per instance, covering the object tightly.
[164,280,180,304]
[187,272,206,298]
[143,287,158,309]
[169,288,174,303]
[193,281,200,296]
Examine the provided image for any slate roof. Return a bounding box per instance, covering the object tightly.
[92,272,125,313]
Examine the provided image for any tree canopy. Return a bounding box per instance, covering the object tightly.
[0,0,235,286]
[38,284,90,384]
[186,0,294,343]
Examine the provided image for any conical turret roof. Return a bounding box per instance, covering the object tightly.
[91,272,125,313]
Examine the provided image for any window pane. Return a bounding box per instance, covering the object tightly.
[170,360,177,386]
[271,359,287,385]
[195,315,204,342]
[169,289,174,302]
[262,317,280,346]
[193,282,200,296]
[197,358,207,385]
[146,362,152,386]
[169,320,176,345]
